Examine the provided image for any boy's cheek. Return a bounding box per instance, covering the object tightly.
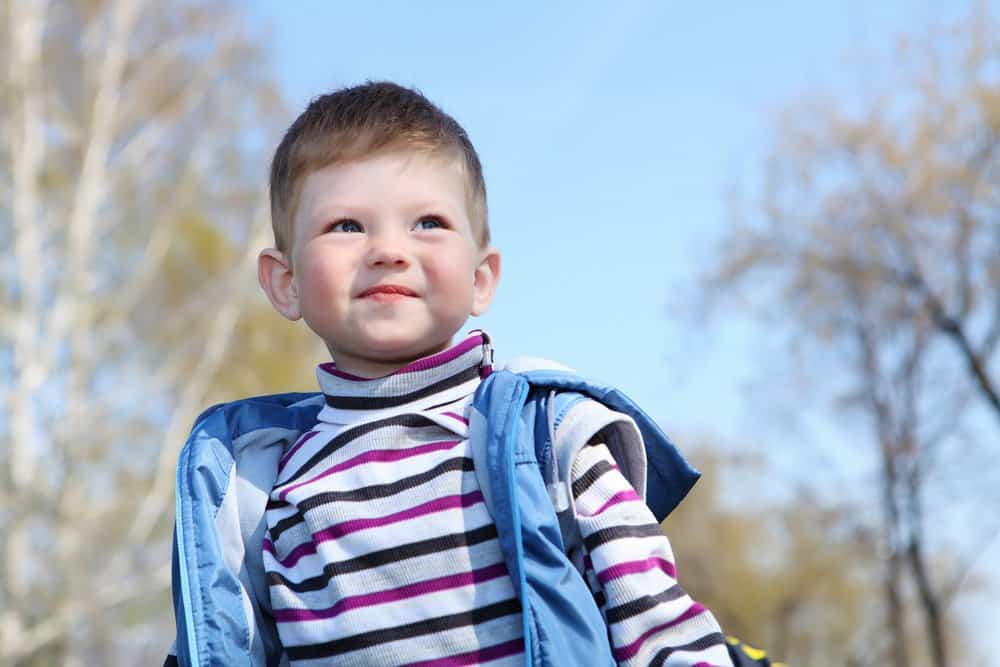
[300,255,346,291]
[297,272,350,322]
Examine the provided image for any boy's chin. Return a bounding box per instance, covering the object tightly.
[364,323,468,355]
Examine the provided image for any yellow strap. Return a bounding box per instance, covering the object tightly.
[740,644,768,660]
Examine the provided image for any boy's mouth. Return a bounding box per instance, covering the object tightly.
[358,284,418,300]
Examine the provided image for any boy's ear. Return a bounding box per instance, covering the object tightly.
[258,248,301,321]
[471,246,501,316]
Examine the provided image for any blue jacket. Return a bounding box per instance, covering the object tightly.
[168,362,700,666]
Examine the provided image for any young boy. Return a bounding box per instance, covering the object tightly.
[167,82,737,666]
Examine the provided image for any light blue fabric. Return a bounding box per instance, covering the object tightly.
[468,368,700,667]
[169,370,699,667]
[172,393,320,667]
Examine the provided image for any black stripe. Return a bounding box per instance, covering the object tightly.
[421,396,468,412]
[582,522,664,553]
[648,632,726,667]
[286,598,522,660]
[605,584,686,625]
[268,457,475,542]
[267,524,499,592]
[279,413,439,486]
[571,459,615,499]
[324,366,479,410]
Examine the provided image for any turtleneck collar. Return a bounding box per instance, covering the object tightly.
[314,331,493,433]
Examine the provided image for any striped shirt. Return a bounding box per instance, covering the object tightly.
[264,331,730,666]
[572,445,732,666]
[264,332,523,666]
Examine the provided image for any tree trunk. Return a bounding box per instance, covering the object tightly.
[858,323,911,667]
[908,266,1000,427]
[908,534,948,667]
[884,520,910,667]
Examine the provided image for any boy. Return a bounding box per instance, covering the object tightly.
[167,82,738,666]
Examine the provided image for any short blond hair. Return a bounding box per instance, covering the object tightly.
[269,81,489,254]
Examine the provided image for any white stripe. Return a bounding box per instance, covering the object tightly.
[268,467,484,557]
[269,500,494,580]
[274,576,518,645]
[268,538,509,612]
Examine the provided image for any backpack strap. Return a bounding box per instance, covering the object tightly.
[508,363,699,522]
[546,393,647,561]
[470,359,699,553]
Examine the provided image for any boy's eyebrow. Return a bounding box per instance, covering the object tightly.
[307,203,371,221]
[403,199,464,214]
[309,200,464,222]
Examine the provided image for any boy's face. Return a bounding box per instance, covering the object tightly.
[259,150,499,377]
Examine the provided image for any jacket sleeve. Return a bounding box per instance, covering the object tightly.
[571,442,733,667]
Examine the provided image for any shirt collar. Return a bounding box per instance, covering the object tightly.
[315,331,493,433]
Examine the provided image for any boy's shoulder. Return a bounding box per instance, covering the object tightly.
[496,356,576,374]
[189,392,324,446]
[477,357,700,522]
[193,391,323,427]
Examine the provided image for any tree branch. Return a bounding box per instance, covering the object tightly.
[3,0,50,654]
[126,198,271,545]
[107,25,242,197]
[909,267,1000,424]
[0,560,171,664]
[47,0,144,397]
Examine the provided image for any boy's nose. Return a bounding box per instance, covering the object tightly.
[365,238,410,268]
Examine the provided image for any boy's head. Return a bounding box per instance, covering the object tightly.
[268,81,490,255]
[258,82,500,378]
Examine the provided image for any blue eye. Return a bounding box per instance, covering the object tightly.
[328,220,363,233]
[415,216,447,231]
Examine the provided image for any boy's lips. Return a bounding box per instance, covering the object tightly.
[357,284,418,299]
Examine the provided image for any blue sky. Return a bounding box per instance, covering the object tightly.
[246,1,970,436]
[247,1,998,646]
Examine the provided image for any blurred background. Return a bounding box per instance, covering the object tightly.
[2,1,998,665]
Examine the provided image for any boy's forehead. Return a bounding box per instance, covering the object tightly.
[294,150,471,220]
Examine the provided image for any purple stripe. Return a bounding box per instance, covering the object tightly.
[582,489,641,517]
[316,334,483,381]
[612,603,707,661]
[394,334,483,374]
[279,430,320,471]
[317,363,371,380]
[273,562,509,623]
[278,439,461,500]
[272,491,485,569]
[597,556,677,584]
[441,411,469,424]
[405,638,524,667]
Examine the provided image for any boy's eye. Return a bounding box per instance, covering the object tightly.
[328,219,363,233]
[414,216,448,231]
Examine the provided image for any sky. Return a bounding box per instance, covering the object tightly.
[247,1,997,651]
[245,0,970,436]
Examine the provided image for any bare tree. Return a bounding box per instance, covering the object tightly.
[665,444,973,667]
[0,1,317,664]
[699,7,1000,667]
